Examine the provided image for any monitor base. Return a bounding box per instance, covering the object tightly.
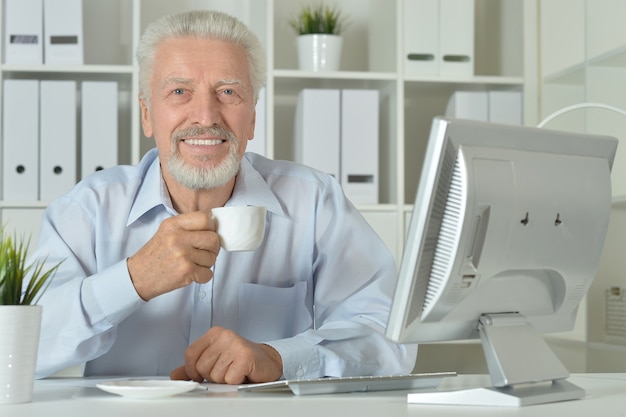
[407,379,585,407]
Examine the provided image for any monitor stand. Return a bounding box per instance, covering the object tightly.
[407,313,586,407]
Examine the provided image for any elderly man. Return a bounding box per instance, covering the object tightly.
[29,10,416,384]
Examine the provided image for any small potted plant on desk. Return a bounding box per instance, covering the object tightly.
[0,227,60,404]
[289,2,346,72]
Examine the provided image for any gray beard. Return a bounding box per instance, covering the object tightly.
[167,126,241,190]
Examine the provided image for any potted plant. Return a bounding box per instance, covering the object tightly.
[0,227,60,404]
[289,3,346,72]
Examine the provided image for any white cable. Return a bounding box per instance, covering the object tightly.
[537,102,626,128]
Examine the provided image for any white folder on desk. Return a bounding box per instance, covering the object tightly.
[39,80,77,201]
[341,89,379,205]
[43,0,83,65]
[81,81,118,179]
[439,0,474,76]
[404,0,439,76]
[2,80,39,201]
[294,89,340,179]
[3,0,43,65]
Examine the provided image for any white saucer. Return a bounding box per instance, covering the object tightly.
[96,380,199,399]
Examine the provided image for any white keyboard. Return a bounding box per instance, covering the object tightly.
[238,372,456,395]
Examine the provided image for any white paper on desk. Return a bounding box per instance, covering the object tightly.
[201,382,240,393]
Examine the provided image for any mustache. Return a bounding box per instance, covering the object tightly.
[172,125,237,143]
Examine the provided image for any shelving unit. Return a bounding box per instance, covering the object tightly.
[540,0,626,200]
[0,0,533,263]
[540,0,626,352]
[0,0,139,250]
[271,0,531,259]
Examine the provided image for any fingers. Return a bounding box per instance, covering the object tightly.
[166,213,221,267]
[182,328,224,383]
[127,212,221,300]
[173,211,217,232]
[170,365,191,381]
[174,327,284,385]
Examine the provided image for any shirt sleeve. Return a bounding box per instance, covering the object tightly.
[30,197,146,379]
[265,178,418,379]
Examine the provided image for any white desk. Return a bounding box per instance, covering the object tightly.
[4,374,626,417]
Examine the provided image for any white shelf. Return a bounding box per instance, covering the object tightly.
[588,44,626,68]
[542,63,586,86]
[612,195,626,207]
[273,69,397,81]
[0,65,134,74]
[404,75,524,85]
[0,0,531,262]
[356,204,399,213]
[542,44,626,86]
[0,201,48,209]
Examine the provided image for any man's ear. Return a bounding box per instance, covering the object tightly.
[247,110,256,140]
[139,94,153,138]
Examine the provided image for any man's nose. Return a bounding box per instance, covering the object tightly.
[190,94,222,126]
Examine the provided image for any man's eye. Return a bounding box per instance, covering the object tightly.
[217,88,241,103]
[173,88,185,95]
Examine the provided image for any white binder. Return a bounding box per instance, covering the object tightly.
[81,81,118,179]
[445,91,488,121]
[39,80,77,201]
[488,91,523,125]
[294,89,340,179]
[404,0,439,76]
[3,0,43,65]
[439,0,474,76]
[2,80,39,201]
[247,87,266,157]
[43,0,83,65]
[341,90,379,205]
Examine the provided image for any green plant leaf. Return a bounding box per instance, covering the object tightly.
[0,226,62,305]
[289,3,345,35]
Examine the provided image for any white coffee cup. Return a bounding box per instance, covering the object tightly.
[211,206,267,251]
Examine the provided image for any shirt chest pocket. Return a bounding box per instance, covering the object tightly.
[237,281,312,342]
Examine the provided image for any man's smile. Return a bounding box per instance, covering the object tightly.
[183,138,226,146]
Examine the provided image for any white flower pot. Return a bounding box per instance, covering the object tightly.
[0,305,42,405]
[297,34,342,72]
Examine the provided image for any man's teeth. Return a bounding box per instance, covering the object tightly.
[185,139,223,145]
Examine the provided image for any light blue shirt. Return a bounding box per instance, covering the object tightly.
[31,149,417,379]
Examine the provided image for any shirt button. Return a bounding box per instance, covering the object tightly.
[296,367,304,377]
[198,291,206,300]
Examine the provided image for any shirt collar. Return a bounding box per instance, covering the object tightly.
[127,149,170,226]
[127,150,284,226]
[227,155,284,216]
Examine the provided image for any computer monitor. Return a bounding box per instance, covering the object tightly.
[386,117,619,406]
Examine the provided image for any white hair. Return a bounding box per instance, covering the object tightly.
[136,10,266,107]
